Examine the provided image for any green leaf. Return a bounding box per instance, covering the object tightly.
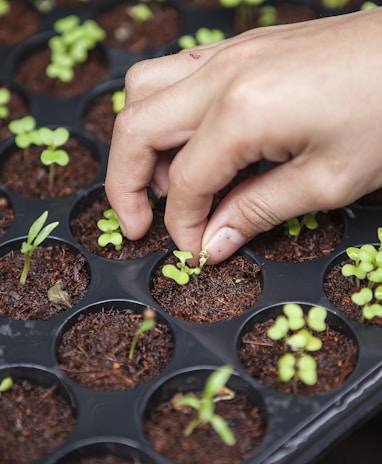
[40,148,69,166]
[178,34,197,49]
[27,210,48,245]
[97,232,123,248]
[283,303,304,330]
[97,218,120,233]
[174,394,201,410]
[0,376,13,393]
[363,303,382,320]
[307,306,327,332]
[0,87,10,105]
[351,287,373,306]
[204,365,233,401]
[279,353,295,382]
[162,264,190,285]
[209,414,236,446]
[33,221,59,248]
[267,315,289,340]
[297,354,317,385]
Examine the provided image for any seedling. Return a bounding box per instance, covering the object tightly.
[267,303,327,393]
[173,365,236,446]
[361,1,378,8]
[220,0,266,31]
[129,307,156,360]
[0,376,13,396]
[47,15,105,83]
[97,208,124,251]
[38,127,70,187]
[0,87,10,119]
[321,0,348,9]
[0,0,9,18]
[20,210,59,285]
[178,28,225,49]
[111,89,126,114]
[162,250,209,285]
[8,115,38,161]
[285,211,328,239]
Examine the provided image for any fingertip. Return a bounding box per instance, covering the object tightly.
[202,226,248,264]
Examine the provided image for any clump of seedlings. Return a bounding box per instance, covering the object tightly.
[97,208,124,251]
[0,376,13,396]
[178,27,225,49]
[162,250,209,285]
[129,307,156,360]
[0,87,10,119]
[341,227,382,321]
[111,88,126,114]
[267,303,328,393]
[47,15,105,83]
[284,211,328,239]
[19,210,59,285]
[173,365,236,446]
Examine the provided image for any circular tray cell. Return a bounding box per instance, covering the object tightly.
[0,1,42,47]
[95,0,182,53]
[0,191,14,238]
[13,32,108,97]
[150,250,263,323]
[238,303,358,395]
[0,366,76,464]
[56,441,157,464]
[143,368,267,464]
[246,210,345,263]
[56,301,174,391]
[70,186,170,260]
[0,238,91,321]
[81,78,124,144]
[324,246,382,327]
[0,127,101,198]
[0,81,30,141]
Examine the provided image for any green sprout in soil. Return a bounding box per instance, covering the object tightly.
[360,1,378,8]
[0,87,11,119]
[47,15,105,83]
[38,127,70,187]
[220,0,266,31]
[173,365,236,446]
[284,211,328,239]
[321,0,348,9]
[0,0,9,18]
[162,250,209,285]
[129,307,156,360]
[341,227,382,321]
[8,115,38,161]
[267,303,328,393]
[178,28,225,49]
[111,88,126,114]
[20,210,59,285]
[97,208,124,251]
[0,376,13,396]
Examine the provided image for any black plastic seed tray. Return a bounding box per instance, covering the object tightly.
[1,1,382,463]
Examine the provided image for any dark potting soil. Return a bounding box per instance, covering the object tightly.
[96,2,181,52]
[144,392,266,464]
[70,192,171,259]
[151,254,263,323]
[0,86,29,141]
[239,319,358,394]
[56,308,174,391]
[0,138,100,198]
[82,90,117,144]
[0,195,14,238]
[0,0,42,47]
[324,260,382,327]
[0,244,90,320]
[16,47,107,96]
[0,379,75,464]
[247,210,344,262]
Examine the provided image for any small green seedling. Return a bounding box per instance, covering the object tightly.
[361,1,378,9]
[97,208,124,251]
[0,376,13,396]
[127,4,153,22]
[267,303,327,393]
[173,365,236,446]
[321,0,348,9]
[129,307,156,360]
[8,115,38,161]
[20,211,59,285]
[178,28,225,49]
[285,211,327,239]
[162,250,209,285]
[220,0,266,31]
[111,88,126,114]
[0,87,11,119]
[0,0,9,18]
[47,15,105,83]
[38,127,70,187]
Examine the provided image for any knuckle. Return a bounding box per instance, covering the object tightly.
[124,60,151,97]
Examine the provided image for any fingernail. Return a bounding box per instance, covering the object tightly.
[203,227,247,261]
[150,180,162,199]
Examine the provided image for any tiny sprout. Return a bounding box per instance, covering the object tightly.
[127,4,153,22]
[361,1,378,8]
[20,211,59,285]
[0,87,11,119]
[321,0,348,9]
[8,115,37,161]
[173,365,236,446]
[279,353,317,386]
[0,376,13,396]
[97,208,124,251]
[39,127,70,187]
[162,250,209,285]
[129,308,156,360]
[285,211,327,239]
[0,0,9,17]
[111,89,126,114]
[178,28,225,49]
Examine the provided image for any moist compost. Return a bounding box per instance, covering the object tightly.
[83,90,117,144]
[0,244,90,320]
[57,308,174,390]
[0,0,41,47]
[151,254,262,323]
[0,195,14,238]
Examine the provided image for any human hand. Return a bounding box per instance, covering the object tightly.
[105,8,382,264]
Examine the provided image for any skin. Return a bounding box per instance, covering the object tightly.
[106,8,382,264]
